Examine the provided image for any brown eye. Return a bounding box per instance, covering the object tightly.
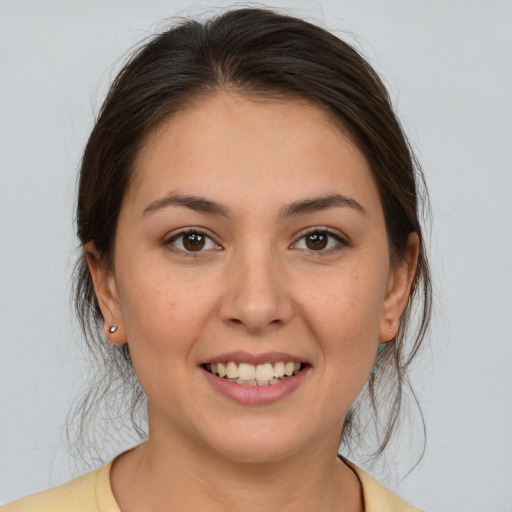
[292,229,345,253]
[305,232,328,250]
[183,232,206,251]
[168,230,220,253]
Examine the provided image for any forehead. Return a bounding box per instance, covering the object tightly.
[126,91,380,216]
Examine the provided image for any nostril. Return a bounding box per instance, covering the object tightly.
[226,318,245,328]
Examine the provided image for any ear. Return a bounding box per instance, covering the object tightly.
[85,242,127,345]
[379,233,420,342]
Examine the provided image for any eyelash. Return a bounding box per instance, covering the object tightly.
[165,227,348,255]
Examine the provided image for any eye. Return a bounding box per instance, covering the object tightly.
[167,229,221,253]
[292,229,346,253]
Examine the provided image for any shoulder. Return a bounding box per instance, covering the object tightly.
[345,460,424,512]
[0,461,119,512]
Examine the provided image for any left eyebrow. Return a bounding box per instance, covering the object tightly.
[280,194,366,217]
[141,192,230,218]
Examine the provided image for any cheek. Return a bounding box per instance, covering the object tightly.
[116,270,219,413]
[117,268,216,363]
[305,268,385,337]
[300,267,387,379]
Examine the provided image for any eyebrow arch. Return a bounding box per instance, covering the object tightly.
[141,192,230,218]
[280,194,366,217]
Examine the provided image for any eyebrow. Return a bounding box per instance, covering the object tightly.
[141,192,230,218]
[279,194,366,217]
[141,191,366,219]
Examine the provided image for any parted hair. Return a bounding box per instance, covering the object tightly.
[70,7,432,464]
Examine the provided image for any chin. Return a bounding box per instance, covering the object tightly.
[201,422,311,465]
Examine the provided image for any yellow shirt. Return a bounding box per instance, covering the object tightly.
[1,459,423,511]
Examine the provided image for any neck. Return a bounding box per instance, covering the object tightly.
[110,426,363,512]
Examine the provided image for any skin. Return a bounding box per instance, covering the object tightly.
[87,92,419,512]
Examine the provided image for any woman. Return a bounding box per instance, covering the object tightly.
[2,7,431,511]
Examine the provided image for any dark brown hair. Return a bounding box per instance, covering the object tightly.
[70,7,432,464]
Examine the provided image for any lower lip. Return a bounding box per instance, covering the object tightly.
[201,366,310,405]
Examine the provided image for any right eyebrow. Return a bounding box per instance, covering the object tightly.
[140,191,231,219]
[280,193,366,217]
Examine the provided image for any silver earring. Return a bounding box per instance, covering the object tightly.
[109,325,118,333]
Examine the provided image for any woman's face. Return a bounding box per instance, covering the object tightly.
[90,92,416,463]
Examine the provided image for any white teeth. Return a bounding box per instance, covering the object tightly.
[233,379,275,386]
[238,363,256,380]
[207,360,304,384]
[273,361,285,378]
[217,362,227,378]
[284,361,295,376]
[226,361,238,379]
[256,363,274,381]
[236,378,257,386]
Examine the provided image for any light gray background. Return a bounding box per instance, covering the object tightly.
[1,1,511,510]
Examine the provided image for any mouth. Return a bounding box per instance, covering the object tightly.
[203,361,307,386]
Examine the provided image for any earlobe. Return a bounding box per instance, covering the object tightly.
[84,242,127,345]
[379,233,420,342]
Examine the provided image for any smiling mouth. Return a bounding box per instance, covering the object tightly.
[203,361,306,386]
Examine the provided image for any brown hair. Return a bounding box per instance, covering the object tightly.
[70,7,432,464]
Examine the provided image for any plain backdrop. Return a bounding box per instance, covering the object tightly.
[1,1,511,510]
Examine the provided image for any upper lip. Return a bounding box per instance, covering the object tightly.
[203,351,310,366]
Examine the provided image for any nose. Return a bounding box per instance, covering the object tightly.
[218,245,294,334]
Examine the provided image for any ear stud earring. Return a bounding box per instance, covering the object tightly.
[109,325,118,333]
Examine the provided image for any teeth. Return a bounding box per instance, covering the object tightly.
[226,361,238,379]
[238,363,256,380]
[255,363,274,381]
[217,362,227,378]
[273,361,285,378]
[207,360,304,384]
[236,379,257,386]
[274,362,284,379]
[284,362,295,376]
